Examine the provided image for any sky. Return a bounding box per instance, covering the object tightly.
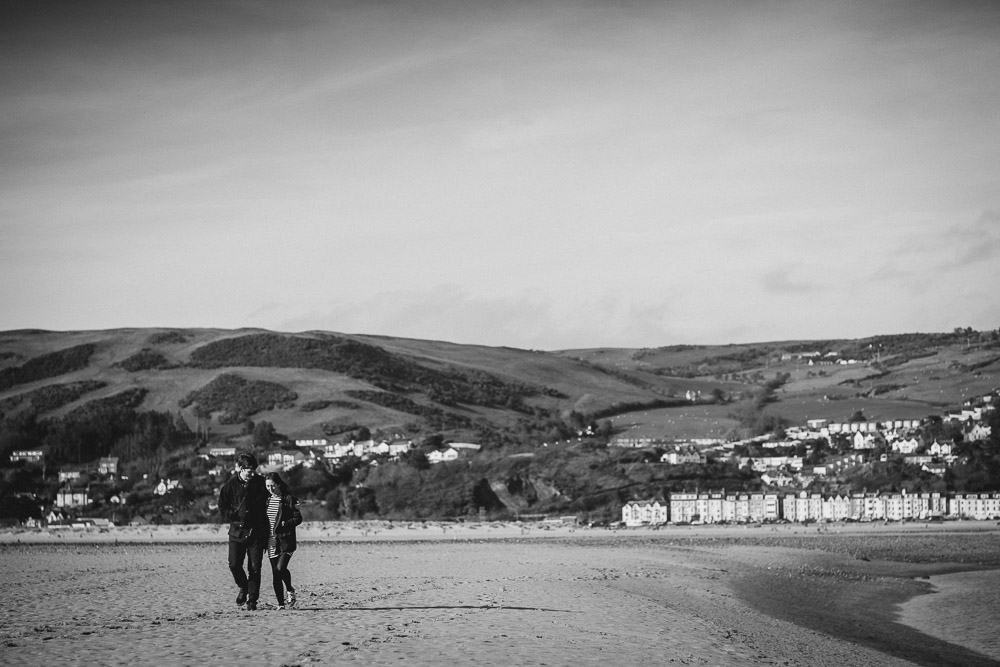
[2,0,999,350]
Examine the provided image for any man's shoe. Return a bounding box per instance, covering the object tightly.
[236,589,248,606]
[277,604,286,610]
[246,601,257,611]
[286,589,296,608]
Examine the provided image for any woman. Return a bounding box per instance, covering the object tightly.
[263,472,303,609]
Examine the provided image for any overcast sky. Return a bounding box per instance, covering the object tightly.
[2,0,998,350]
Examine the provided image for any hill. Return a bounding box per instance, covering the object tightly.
[2,328,997,444]
[1,327,998,523]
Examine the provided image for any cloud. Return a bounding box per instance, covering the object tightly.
[275,284,688,350]
[943,210,1000,268]
[760,268,819,294]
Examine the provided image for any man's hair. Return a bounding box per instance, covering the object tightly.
[235,453,258,470]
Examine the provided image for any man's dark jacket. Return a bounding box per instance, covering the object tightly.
[218,474,268,537]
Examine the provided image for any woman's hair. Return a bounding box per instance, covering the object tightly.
[264,472,291,497]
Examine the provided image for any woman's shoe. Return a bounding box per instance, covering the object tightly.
[286,589,296,608]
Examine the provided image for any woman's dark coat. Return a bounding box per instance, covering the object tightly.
[271,495,303,554]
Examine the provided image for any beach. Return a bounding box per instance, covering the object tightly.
[1,521,999,667]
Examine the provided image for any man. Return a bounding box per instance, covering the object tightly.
[218,453,268,610]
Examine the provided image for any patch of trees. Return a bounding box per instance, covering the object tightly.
[344,390,473,431]
[869,383,905,396]
[0,343,95,391]
[63,388,148,422]
[301,399,363,412]
[300,400,333,412]
[114,348,172,372]
[843,460,947,494]
[179,374,297,424]
[0,388,193,473]
[147,331,190,345]
[39,390,154,465]
[836,331,988,366]
[0,380,107,419]
[320,422,365,437]
[579,399,681,424]
[946,440,1000,492]
[186,333,544,410]
[349,457,494,520]
[649,347,778,378]
[634,344,705,359]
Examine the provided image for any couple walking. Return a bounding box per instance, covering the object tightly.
[218,453,303,611]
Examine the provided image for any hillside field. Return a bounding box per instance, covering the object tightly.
[1,328,997,445]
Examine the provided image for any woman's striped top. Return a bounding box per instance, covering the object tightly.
[267,495,281,557]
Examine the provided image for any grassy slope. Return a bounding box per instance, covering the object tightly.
[0,329,673,441]
[0,328,995,443]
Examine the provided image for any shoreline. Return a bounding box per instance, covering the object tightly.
[726,549,1000,667]
[896,570,1000,662]
[4,517,999,545]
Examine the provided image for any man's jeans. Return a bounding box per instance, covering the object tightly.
[228,536,264,603]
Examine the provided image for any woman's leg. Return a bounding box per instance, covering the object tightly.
[275,553,294,592]
[268,555,284,605]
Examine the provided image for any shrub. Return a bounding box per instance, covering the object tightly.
[0,344,95,391]
[179,374,297,423]
[115,349,171,372]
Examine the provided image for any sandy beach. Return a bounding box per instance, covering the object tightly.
[1,521,998,667]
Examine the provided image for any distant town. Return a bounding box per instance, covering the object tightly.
[621,390,998,526]
[8,385,995,529]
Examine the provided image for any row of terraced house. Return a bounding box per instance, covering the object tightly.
[622,490,1000,527]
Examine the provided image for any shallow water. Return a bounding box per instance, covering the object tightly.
[896,569,1000,662]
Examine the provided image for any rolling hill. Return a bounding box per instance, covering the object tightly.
[1,327,999,523]
[1,327,998,447]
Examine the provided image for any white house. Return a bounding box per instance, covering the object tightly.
[853,432,878,450]
[892,437,921,454]
[661,447,705,465]
[968,424,992,441]
[622,499,668,527]
[98,457,119,475]
[154,479,182,496]
[427,447,460,464]
[56,487,90,508]
[761,469,795,487]
[209,446,237,458]
[46,508,70,524]
[10,450,43,464]
[611,436,655,448]
[58,466,86,483]
[928,441,953,457]
[369,440,413,460]
[267,450,308,468]
[295,438,329,448]
[922,463,947,476]
[743,456,803,472]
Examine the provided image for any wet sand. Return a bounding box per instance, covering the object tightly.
[896,570,1000,662]
[1,522,998,666]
